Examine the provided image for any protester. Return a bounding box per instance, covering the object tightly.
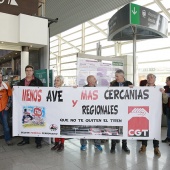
[51,75,65,152]
[80,75,102,151]
[0,73,13,145]
[161,76,170,144]
[17,65,43,149]
[139,73,162,156]
[110,69,132,153]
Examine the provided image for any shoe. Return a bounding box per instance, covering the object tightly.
[17,140,29,146]
[36,144,42,149]
[122,145,130,153]
[6,140,13,146]
[116,140,120,143]
[162,137,170,143]
[51,142,59,150]
[154,147,161,156]
[94,144,102,151]
[139,145,146,153]
[110,144,115,153]
[80,144,87,151]
[57,143,64,152]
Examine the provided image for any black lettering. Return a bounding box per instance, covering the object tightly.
[114,90,119,99]
[143,89,149,99]
[46,90,52,102]
[58,90,63,102]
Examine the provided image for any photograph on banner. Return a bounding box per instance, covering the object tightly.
[22,106,46,127]
[60,125,123,137]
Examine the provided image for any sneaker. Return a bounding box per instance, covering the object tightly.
[36,144,42,149]
[80,144,87,151]
[139,145,146,153]
[94,144,102,151]
[51,142,59,150]
[162,137,170,143]
[154,147,161,156]
[122,145,130,153]
[17,140,29,146]
[110,144,115,153]
[57,143,64,152]
[6,140,13,146]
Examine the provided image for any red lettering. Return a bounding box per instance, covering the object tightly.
[88,91,93,100]
[81,90,88,100]
[93,90,98,100]
[22,89,42,102]
[81,90,98,100]
[38,90,42,102]
[22,89,27,101]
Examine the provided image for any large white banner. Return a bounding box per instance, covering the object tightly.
[13,86,162,140]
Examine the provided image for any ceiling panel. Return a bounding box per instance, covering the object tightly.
[46,0,135,36]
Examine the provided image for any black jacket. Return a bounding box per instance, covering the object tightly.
[110,80,132,87]
[18,77,43,87]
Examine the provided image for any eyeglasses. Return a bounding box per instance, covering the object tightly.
[26,70,33,72]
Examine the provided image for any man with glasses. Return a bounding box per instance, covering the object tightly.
[110,69,133,153]
[17,65,43,149]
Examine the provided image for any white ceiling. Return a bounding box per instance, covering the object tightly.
[46,0,135,37]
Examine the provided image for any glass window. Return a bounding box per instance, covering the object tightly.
[137,49,170,62]
[85,42,97,51]
[61,55,77,63]
[61,62,76,70]
[85,22,91,28]
[85,32,106,44]
[50,36,58,42]
[61,43,71,51]
[160,0,170,9]
[61,48,79,56]
[61,70,76,76]
[50,53,56,59]
[50,40,58,47]
[50,59,56,65]
[63,31,82,41]
[70,38,82,47]
[50,46,58,53]
[85,27,98,36]
[97,20,108,30]
[61,24,81,37]
[100,39,115,47]
[85,50,97,55]
[101,47,115,56]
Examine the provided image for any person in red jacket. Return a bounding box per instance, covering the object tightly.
[51,75,65,152]
[0,73,13,145]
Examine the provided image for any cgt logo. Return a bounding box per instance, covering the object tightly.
[49,124,58,131]
[128,106,149,137]
[0,0,18,6]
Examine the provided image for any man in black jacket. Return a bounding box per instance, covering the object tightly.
[110,69,133,153]
[17,65,43,149]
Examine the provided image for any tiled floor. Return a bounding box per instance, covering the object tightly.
[0,128,170,170]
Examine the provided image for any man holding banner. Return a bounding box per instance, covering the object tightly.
[17,65,43,149]
[138,73,161,156]
[80,75,102,151]
[110,69,132,153]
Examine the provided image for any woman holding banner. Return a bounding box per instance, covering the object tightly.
[51,75,65,152]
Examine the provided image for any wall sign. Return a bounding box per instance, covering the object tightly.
[0,0,38,16]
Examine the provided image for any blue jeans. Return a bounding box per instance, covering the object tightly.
[166,107,170,138]
[0,109,11,142]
